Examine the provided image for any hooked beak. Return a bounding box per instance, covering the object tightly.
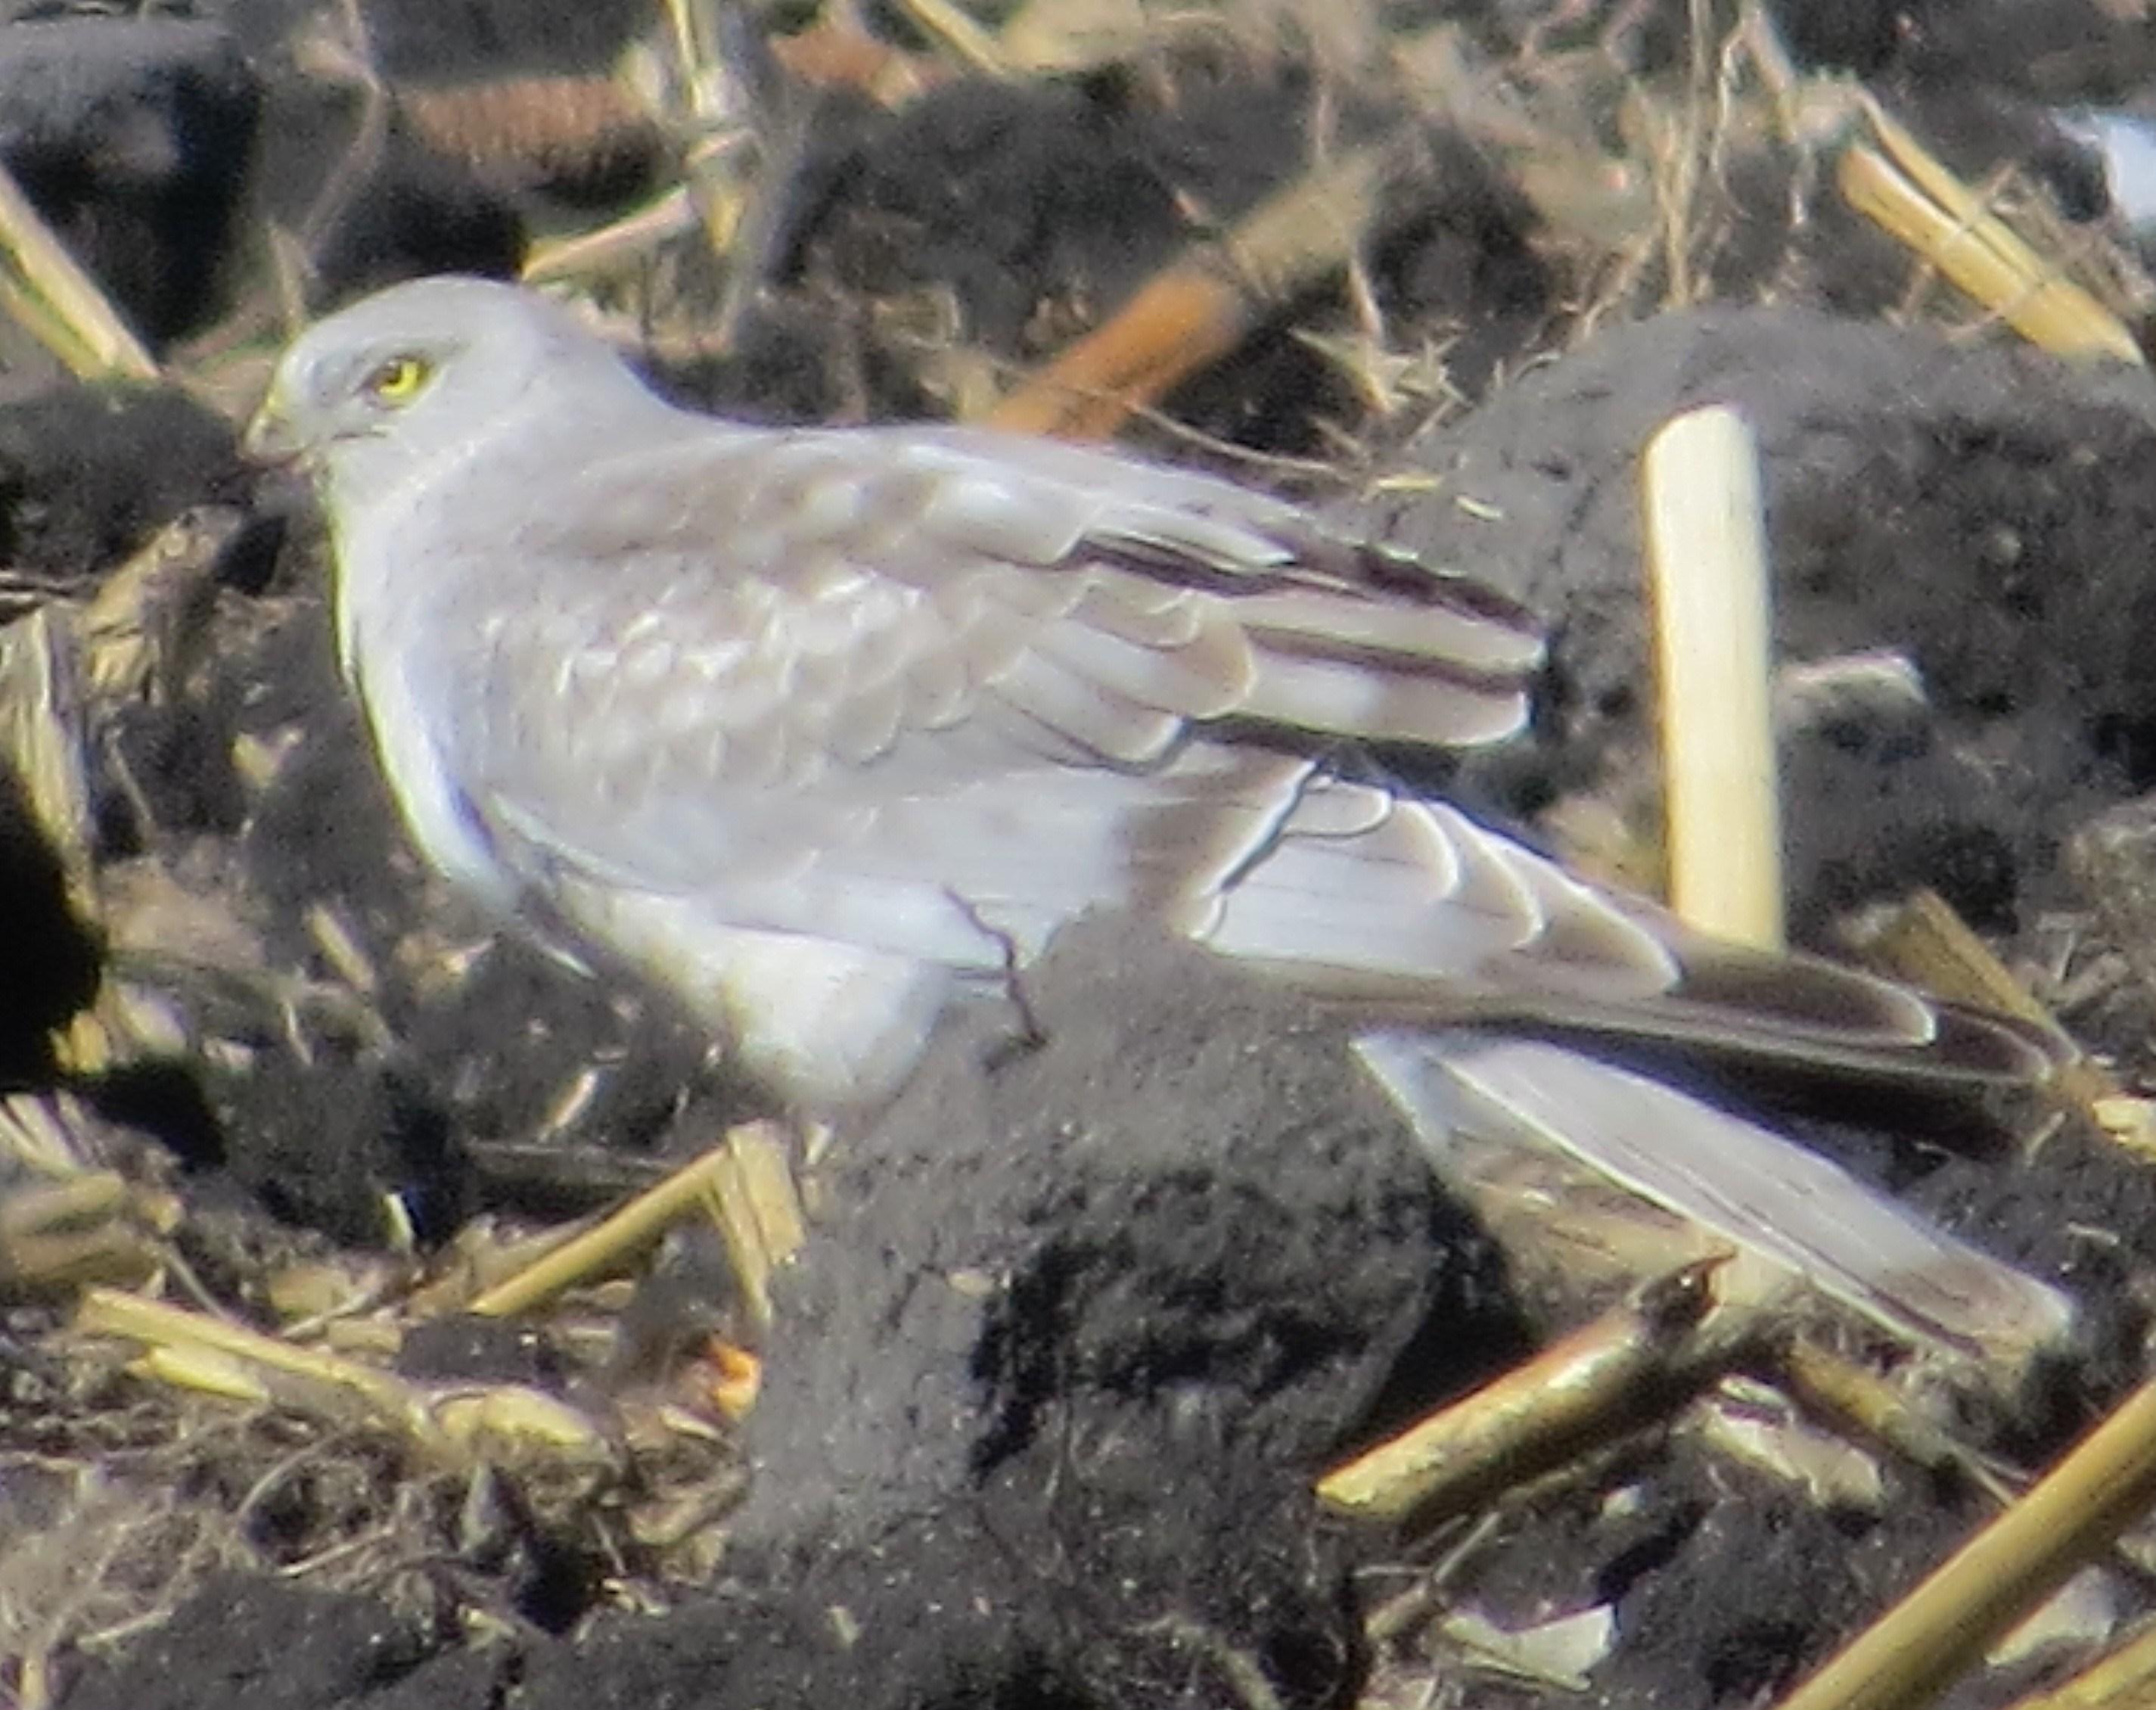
[241,380,305,468]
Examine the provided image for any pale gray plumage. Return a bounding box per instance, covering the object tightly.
[244,275,2056,1111]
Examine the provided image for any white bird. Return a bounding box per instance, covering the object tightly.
[241,275,2084,1363]
[243,275,2057,1118]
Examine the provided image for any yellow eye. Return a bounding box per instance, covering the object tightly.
[365,355,430,403]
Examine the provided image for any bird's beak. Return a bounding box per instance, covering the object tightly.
[242,382,303,468]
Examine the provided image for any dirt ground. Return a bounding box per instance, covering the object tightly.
[12,2,2156,1708]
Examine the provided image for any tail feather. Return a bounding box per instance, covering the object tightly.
[1356,1031,2075,1364]
[1455,932,2070,1090]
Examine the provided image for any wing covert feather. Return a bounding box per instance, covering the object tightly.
[415,418,1542,881]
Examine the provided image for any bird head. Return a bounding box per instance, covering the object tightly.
[243,275,659,499]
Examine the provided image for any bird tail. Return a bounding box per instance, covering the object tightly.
[1415,924,2074,1092]
[1182,763,2069,1092]
[1353,1030,2075,1370]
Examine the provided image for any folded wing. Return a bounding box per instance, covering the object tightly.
[417,415,2056,1089]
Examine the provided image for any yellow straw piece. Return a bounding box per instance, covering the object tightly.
[1778,1373,2156,1710]
[1842,104,2142,367]
[1641,404,1785,952]
[0,157,156,381]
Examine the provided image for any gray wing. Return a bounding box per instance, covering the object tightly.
[416,421,2054,1086]
[424,419,1546,893]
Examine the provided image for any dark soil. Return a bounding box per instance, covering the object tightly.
[1363,306,2156,952]
[12,3,2156,1709]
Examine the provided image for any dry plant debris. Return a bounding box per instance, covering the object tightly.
[1318,1258,1740,1523]
[5,3,2156,1709]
